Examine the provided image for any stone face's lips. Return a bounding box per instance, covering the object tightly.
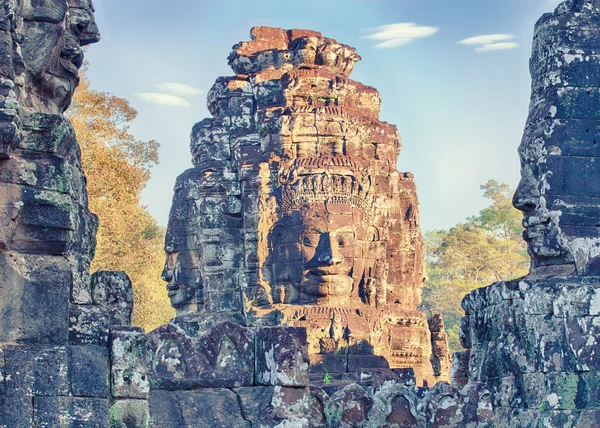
[166,284,181,297]
[305,267,349,276]
[60,47,84,77]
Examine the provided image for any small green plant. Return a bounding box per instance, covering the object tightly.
[323,370,331,385]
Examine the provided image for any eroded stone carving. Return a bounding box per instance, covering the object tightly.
[0,3,147,427]
[0,0,100,344]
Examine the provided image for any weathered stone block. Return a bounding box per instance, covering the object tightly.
[147,321,254,390]
[4,345,69,396]
[235,386,309,428]
[110,327,149,399]
[69,254,93,304]
[19,114,76,154]
[309,354,347,374]
[325,384,373,428]
[34,396,108,428]
[553,283,600,317]
[308,386,328,427]
[109,399,150,428]
[562,315,600,371]
[69,304,110,346]
[69,345,109,398]
[0,253,70,344]
[367,383,423,427]
[450,351,469,389]
[91,270,134,326]
[0,347,5,396]
[0,381,34,428]
[255,326,309,387]
[347,355,390,371]
[148,390,184,427]
[179,389,249,427]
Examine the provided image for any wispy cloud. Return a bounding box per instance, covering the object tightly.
[475,42,519,53]
[135,92,191,107]
[460,34,519,53]
[362,23,439,49]
[135,82,202,108]
[153,82,203,98]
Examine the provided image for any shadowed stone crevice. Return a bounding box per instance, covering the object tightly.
[233,388,253,426]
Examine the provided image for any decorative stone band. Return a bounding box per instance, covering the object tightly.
[390,347,425,358]
[281,173,374,215]
[383,314,428,327]
[292,156,364,171]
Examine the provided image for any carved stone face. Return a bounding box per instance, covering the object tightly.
[513,126,600,274]
[512,160,567,264]
[270,202,365,304]
[162,213,197,316]
[19,0,100,114]
[299,209,355,298]
[161,247,196,316]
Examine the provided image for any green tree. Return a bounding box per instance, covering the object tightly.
[67,68,174,331]
[420,180,529,353]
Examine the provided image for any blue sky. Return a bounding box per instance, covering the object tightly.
[87,0,562,232]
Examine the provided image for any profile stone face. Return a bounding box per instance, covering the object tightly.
[19,0,100,114]
[163,26,450,384]
[513,0,600,275]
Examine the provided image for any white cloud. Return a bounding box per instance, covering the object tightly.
[135,92,191,107]
[153,82,203,98]
[459,34,519,53]
[362,23,439,49]
[459,34,514,45]
[475,42,519,53]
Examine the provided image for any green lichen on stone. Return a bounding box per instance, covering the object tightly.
[556,372,579,409]
[109,404,124,428]
[35,190,72,211]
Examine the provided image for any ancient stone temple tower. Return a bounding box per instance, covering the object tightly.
[163,26,450,386]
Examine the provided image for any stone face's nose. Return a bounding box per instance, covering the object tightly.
[69,0,101,46]
[512,165,540,213]
[161,251,178,282]
[307,233,343,268]
[80,20,101,46]
[161,264,172,282]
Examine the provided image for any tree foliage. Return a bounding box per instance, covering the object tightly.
[420,180,529,353]
[67,69,174,331]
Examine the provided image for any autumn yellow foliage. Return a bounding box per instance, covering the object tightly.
[67,70,174,331]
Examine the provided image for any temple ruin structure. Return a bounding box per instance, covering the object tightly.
[1,0,599,426]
